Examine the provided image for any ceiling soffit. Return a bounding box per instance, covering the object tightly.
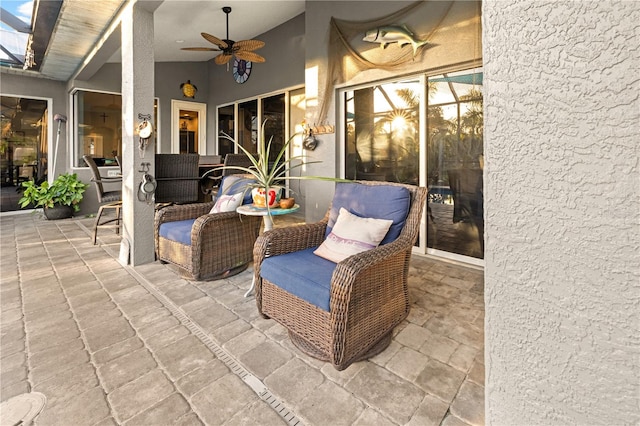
[39,0,125,81]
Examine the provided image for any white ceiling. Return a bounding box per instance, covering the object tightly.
[144,0,305,63]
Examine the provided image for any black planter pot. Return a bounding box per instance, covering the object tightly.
[43,205,74,220]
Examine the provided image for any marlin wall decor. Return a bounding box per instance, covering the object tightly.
[362,24,429,56]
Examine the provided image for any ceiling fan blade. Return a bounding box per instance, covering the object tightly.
[181,47,220,52]
[215,53,233,65]
[233,39,265,52]
[235,51,266,63]
[201,33,228,49]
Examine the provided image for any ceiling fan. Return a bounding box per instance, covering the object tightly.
[181,6,266,66]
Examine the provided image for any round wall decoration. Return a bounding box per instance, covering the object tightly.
[180,80,197,98]
[232,59,252,84]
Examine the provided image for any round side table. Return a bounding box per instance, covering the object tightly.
[236,204,300,296]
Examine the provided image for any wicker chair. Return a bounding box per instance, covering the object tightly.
[155,176,262,281]
[155,153,200,203]
[253,181,428,370]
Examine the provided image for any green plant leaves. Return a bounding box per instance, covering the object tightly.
[19,173,89,212]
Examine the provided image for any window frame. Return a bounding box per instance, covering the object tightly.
[71,88,160,169]
[337,66,484,266]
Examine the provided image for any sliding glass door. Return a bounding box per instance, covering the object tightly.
[1,95,49,212]
[342,68,484,264]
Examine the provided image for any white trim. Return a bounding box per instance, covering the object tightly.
[424,247,485,268]
[171,99,206,154]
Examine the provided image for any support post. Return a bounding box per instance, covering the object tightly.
[119,2,155,265]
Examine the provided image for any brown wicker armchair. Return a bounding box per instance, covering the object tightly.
[154,176,262,280]
[253,181,428,370]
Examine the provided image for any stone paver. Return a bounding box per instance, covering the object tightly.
[264,358,325,407]
[415,358,467,403]
[98,348,157,392]
[123,393,191,426]
[299,380,365,426]
[154,335,215,380]
[345,363,424,424]
[239,340,293,379]
[190,374,256,425]
[450,380,485,426]
[107,370,175,423]
[0,214,484,426]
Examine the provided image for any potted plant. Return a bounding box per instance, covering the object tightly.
[19,173,89,219]
[213,120,345,209]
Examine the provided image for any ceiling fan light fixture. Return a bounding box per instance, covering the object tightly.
[181,5,266,66]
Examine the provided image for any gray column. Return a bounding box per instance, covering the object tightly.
[119,3,155,266]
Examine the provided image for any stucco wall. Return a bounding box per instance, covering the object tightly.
[483,0,639,424]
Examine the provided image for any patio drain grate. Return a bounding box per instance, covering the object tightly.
[89,229,304,426]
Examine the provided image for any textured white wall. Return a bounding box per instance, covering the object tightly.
[483,0,639,424]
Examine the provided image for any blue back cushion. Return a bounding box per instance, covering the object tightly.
[326,183,411,245]
[158,219,196,246]
[261,247,336,312]
[219,175,255,205]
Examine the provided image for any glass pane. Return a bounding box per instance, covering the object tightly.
[238,100,258,155]
[75,92,158,165]
[217,104,234,157]
[262,94,285,163]
[427,69,484,259]
[344,80,420,185]
[75,91,121,167]
[1,96,48,211]
[179,109,198,154]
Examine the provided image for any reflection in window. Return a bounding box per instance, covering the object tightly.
[343,69,484,260]
[345,80,420,185]
[238,100,258,155]
[74,91,158,167]
[262,94,285,163]
[75,91,121,167]
[217,105,234,158]
[427,69,483,259]
[1,96,48,211]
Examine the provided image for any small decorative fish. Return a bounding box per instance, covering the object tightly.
[363,24,428,56]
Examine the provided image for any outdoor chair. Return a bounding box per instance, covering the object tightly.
[155,175,261,280]
[83,155,122,245]
[253,180,428,370]
[155,153,200,204]
[200,153,255,200]
[221,153,254,176]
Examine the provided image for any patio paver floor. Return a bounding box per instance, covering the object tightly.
[0,212,484,425]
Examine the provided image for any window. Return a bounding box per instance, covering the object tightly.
[216,87,304,160]
[345,80,421,185]
[73,90,158,167]
[74,91,122,167]
[0,95,49,212]
[342,68,484,261]
[427,69,483,260]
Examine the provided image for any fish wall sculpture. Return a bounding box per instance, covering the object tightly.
[363,24,429,56]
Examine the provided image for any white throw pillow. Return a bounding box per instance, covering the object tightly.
[314,207,393,263]
[210,192,243,213]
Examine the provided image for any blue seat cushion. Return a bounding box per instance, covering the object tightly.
[219,175,255,205]
[260,247,336,312]
[158,219,196,246]
[327,182,411,245]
